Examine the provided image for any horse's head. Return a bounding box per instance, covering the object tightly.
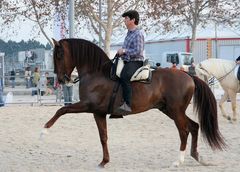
[52,38,75,84]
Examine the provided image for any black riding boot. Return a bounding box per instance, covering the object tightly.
[114,61,143,115]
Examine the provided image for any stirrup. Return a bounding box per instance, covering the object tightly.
[109,115,123,119]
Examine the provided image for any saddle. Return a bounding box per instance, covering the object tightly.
[110,57,152,83]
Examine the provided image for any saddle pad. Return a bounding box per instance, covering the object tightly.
[234,65,239,80]
[116,59,124,78]
[116,59,151,82]
[130,65,151,82]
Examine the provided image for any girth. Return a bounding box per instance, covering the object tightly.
[107,81,121,114]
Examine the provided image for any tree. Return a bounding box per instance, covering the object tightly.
[146,0,240,52]
[0,38,47,64]
[1,0,147,56]
[0,0,65,47]
[211,0,240,28]
[75,0,144,56]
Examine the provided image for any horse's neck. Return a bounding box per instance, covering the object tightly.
[76,66,90,77]
[76,64,108,78]
[206,62,232,78]
[209,68,225,78]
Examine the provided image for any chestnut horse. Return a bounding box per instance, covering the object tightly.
[42,38,225,167]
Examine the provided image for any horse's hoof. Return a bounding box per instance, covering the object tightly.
[98,159,109,168]
[198,156,206,165]
[197,155,213,166]
[227,116,231,121]
[39,128,49,140]
[171,160,183,167]
[199,157,213,166]
[191,151,199,161]
[232,118,237,122]
[222,115,228,119]
[97,163,105,168]
[229,118,237,124]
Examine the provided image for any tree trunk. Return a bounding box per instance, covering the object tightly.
[104,31,112,57]
[190,23,197,53]
[103,0,113,57]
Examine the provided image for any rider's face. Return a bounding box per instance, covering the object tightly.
[124,16,134,29]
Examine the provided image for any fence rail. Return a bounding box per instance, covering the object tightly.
[1,75,240,107]
[0,75,79,106]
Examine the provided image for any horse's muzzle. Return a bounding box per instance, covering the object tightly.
[57,74,72,85]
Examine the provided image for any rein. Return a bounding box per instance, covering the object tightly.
[58,41,79,84]
[64,74,71,82]
[64,74,80,84]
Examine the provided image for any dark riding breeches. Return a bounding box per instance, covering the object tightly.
[120,61,143,106]
[237,66,240,80]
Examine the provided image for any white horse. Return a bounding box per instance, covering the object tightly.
[195,58,240,121]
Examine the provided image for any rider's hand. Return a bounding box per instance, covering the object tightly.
[117,48,126,56]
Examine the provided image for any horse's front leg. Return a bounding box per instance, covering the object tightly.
[44,102,89,129]
[219,91,230,120]
[229,91,237,122]
[94,114,109,168]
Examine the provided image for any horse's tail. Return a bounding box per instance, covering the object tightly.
[192,76,226,150]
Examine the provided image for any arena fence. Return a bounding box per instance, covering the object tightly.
[0,74,238,107]
[0,75,79,106]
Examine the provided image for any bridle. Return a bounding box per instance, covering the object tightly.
[64,74,71,82]
[54,43,77,84]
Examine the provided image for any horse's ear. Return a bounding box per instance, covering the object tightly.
[52,38,60,47]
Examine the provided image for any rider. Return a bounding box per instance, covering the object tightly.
[236,56,240,80]
[236,56,240,64]
[116,10,144,113]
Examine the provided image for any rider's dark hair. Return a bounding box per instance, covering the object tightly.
[122,10,139,25]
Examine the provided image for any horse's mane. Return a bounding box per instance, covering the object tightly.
[59,38,111,74]
[201,58,236,78]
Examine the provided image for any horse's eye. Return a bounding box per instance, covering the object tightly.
[56,54,61,60]
[60,51,64,58]
[60,49,64,59]
[56,49,63,60]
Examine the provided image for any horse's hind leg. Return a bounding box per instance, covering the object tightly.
[187,117,200,161]
[172,112,189,167]
[94,114,109,168]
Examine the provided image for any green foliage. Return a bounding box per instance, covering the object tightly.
[0,39,48,57]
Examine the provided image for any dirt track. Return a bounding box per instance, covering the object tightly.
[0,102,239,172]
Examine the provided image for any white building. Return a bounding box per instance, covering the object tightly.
[111,37,240,64]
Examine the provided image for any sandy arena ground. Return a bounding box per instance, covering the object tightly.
[0,102,239,172]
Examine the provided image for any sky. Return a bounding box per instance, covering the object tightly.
[0,19,96,45]
[0,19,240,45]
